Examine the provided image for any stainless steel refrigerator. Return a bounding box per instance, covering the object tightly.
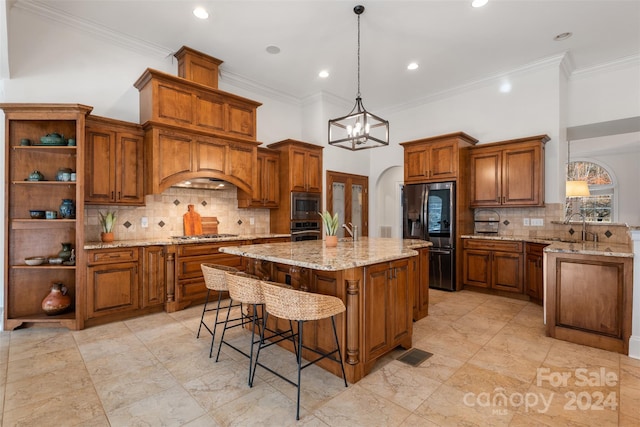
[402,181,456,291]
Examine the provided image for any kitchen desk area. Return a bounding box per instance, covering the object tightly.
[220,237,431,383]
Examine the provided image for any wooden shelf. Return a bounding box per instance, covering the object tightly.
[12,145,76,153]
[12,181,76,185]
[11,264,76,270]
[11,219,76,229]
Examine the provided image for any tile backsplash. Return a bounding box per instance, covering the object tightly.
[84,186,270,242]
[475,203,631,245]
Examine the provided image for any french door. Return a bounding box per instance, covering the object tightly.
[326,170,368,238]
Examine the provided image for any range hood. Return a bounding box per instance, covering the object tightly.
[171,178,235,190]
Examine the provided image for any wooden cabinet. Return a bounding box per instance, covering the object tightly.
[413,247,429,321]
[364,259,412,361]
[462,239,524,293]
[175,242,246,309]
[143,125,258,195]
[2,103,92,331]
[174,45,223,89]
[141,246,166,308]
[85,116,144,205]
[268,139,324,233]
[134,68,261,141]
[469,135,549,207]
[237,147,280,208]
[525,243,546,304]
[86,248,140,320]
[546,251,633,354]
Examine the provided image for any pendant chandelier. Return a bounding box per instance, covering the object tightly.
[328,5,389,151]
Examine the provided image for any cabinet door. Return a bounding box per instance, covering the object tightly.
[142,246,165,308]
[502,144,542,206]
[492,251,523,293]
[261,151,280,207]
[525,252,543,302]
[85,127,116,203]
[463,249,491,288]
[413,248,429,320]
[429,141,457,181]
[469,150,502,207]
[305,149,323,193]
[364,263,391,361]
[389,259,411,344]
[404,144,429,183]
[87,262,139,319]
[116,131,144,204]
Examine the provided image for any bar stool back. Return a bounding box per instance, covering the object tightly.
[198,263,240,357]
[257,281,348,420]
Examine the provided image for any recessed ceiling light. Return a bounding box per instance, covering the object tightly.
[193,7,209,19]
[407,62,419,71]
[318,70,329,78]
[554,32,573,41]
[266,45,281,54]
[471,0,488,8]
[500,81,512,93]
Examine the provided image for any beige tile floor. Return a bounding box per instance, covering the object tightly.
[1,289,639,426]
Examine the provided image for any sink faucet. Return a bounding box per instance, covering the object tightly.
[342,223,358,241]
[564,213,598,242]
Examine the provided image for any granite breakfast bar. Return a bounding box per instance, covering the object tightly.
[219,237,432,383]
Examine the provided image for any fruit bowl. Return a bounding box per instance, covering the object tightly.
[25,256,46,266]
[29,210,46,219]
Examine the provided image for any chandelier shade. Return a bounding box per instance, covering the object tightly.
[328,5,389,151]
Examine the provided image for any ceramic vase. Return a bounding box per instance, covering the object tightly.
[101,232,114,243]
[42,282,71,316]
[325,235,338,247]
[58,242,72,261]
[59,199,75,219]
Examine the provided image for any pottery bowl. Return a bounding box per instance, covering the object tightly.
[25,256,46,266]
[29,210,46,219]
[48,257,64,265]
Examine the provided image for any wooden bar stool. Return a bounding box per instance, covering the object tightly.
[216,271,296,386]
[198,263,241,357]
[256,281,348,420]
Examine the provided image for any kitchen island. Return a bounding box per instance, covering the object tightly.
[220,237,431,383]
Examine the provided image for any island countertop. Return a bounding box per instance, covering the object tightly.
[219,237,432,271]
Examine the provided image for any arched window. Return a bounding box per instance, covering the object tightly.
[566,160,615,222]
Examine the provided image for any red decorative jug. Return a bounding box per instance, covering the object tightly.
[42,282,71,315]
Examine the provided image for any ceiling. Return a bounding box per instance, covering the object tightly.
[7,0,640,112]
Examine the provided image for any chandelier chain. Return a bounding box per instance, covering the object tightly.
[356,12,361,98]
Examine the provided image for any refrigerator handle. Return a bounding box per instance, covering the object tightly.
[421,184,429,240]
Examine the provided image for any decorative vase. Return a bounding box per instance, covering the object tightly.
[58,242,72,261]
[56,167,72,181]
[325,235,338,247]
[42,282,71,316]
[101,232,114,243]
[59,199,75,219]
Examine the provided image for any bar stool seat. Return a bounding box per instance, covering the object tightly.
[216,271,296,386]
[197,264,241,357]
[256,281,348,420]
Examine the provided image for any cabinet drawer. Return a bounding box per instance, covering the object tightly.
[463,239,523,253]
[88,248,139,265]
[177,241,249,257]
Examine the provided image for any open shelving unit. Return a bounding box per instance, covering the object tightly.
[2,103,92,330]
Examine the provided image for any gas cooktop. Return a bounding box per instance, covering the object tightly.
[171,233,239,240]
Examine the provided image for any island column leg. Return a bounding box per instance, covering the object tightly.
[345,278,360,366]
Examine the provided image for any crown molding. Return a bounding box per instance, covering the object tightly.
[219,69,300,106]
[570,54,640,79]
[14,0,173,58]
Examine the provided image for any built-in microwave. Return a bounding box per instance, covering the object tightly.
[291,191,321,220]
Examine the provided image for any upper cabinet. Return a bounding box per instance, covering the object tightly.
[237,147,280,208]
[401,132,478,183]
[174,45,223,89]
[469,135,549,208]
[268,139,323,193]
[85,116,145,205]
[134,68,261,141]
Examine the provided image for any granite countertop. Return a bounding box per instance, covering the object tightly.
[83,233,291,250]
[461,234,633,258]
[219,237,432,271]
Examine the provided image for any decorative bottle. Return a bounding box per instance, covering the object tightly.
[58,243,72,261]
[41,282,72,316]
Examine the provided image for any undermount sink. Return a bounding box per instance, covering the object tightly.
[547,237,579,243]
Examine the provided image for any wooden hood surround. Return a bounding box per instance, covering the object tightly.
[134,47,262,195]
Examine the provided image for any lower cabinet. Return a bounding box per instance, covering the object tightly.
[545,251,632,354]
[462,239,524,293]
[525,243,547,304]
[364,259,412,361]
[86,248,140,321]
[141,246,166,308]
